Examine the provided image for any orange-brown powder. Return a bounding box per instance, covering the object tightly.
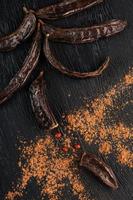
[6,136,91,200]
[99,142,112,155]
[117,147,133,168]
[124,73,133,86]
[5,68,133,199]
[66,68,133,168]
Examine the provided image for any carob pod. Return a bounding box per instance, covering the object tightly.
[30,71,58,130]
[80,152,118,189]
[43,34,110,78]
[0,10,36,51]
[0,23,41,105]
[41,19,127,44]
[36,0,104,20]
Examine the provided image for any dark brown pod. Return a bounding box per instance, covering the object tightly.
[0,11,36,51]
[42,19,127,44]
[0,23,41,105]
[30,71,58,130]
[80,152,118,189]
[43,34,110,78]
[36,0,104,20]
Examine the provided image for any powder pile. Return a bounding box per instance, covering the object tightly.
[5,135,91,200]
[66,69,133,168]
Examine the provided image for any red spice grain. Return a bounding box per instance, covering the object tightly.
[74,144,81,150]
[62,146,68,153]
[55,132,62,139]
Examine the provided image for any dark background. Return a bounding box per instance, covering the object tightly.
[0,0,133,200]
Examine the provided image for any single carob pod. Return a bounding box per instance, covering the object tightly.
[80,152,118,189]
[44,34,110,78]
[36,0,104,20]
[0,22,41,105]
[42,19,127,44]
[0,10,36,51]
[30,71,58,130]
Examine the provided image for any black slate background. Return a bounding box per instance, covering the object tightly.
[0,0,133,200]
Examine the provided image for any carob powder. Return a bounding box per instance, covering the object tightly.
[5,136,91,200]
[66,68,133,168]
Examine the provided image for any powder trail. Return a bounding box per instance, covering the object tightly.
[5,136,90,200]
[66,68,133,168]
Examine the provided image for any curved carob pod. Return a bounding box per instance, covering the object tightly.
[43,34,110,78]
[0,10,36,52]
[0,23,41,105]
[41,19,127,44]
[30,71,58,130]
[36,0,104,20]
[80,152,118,189]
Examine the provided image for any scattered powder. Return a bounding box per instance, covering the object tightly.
[99,142,112,155]
[116,143,133,168]
[66,68,133,168]
[124,73,133,86]
[5,136,91,200]
[63,137,72,148]
[5,68,133,199]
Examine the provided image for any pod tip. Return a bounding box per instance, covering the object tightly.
[23,6,28,14]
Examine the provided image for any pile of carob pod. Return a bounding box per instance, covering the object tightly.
[0,0,127,190]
